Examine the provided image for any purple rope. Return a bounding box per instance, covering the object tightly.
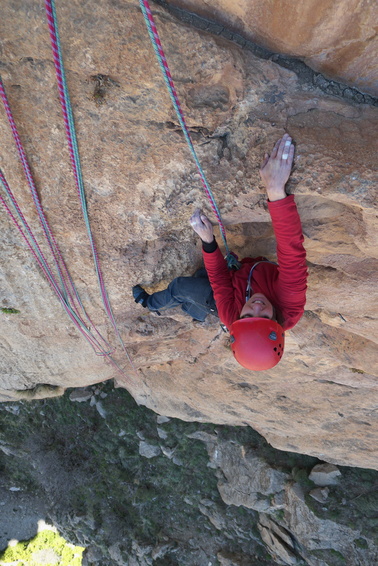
[0,176,107,353]
[0,77,76,306]
[44,0,137,375]
[0,77,118,357]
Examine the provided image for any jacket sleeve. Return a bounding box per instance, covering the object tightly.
[202,245,240,328]
[268,195,308,329]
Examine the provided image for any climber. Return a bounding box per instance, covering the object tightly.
[133,134,308,371]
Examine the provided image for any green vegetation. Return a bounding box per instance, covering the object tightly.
[273,509,285,522]
[0,529,84,565]
[0,383,278,565]
[1,307,20,314]
[311,548,346,566]
[0,382,377,564]
[354,538,368,549]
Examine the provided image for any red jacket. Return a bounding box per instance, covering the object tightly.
[203,195,307,330]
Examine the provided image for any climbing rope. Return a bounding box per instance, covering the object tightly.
[0,77,93,334]
[0,83,133,380]
[44,0,136,370]
[0,76,72,304]
[138,0,241,269]
[0,165,116,359]
[0,9,136,381]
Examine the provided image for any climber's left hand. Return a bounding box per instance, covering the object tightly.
[260,133,295,202]
[190,209,214,243]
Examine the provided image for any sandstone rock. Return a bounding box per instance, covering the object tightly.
[31,548,60,565]
[3,405,20,415]
[195,437,289,512]
[160,445,176,459]
[167,0,378,96]
[309,487,330,503]
[195,434,378,565]
[108,542,127,565]
[199,500,227,531]
[139,441,161,459]
[217,553,239,566]
[0,386,64,402]
[82,545,103,565]
[0,0,377,470]
[217,551,248,566]
[129,541,153,566]
[309,463,342,486]
[151,543,175,560]
[0,441,20,457]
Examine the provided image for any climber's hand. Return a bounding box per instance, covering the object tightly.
[190,209,214,243]
[260,133,295,202]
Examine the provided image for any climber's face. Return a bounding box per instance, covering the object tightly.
[239,293,274,320]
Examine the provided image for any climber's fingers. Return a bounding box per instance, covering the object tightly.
[277,134,292,161]
[260,152,270,170]
[190,208,202,226]
[285,143,295,167]
[190,209,214,243]
[270,138,282,159]
[190,208,209,225]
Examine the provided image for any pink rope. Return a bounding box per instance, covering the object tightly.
[44,0,137,378]
[139,0,228,244]
[0,78,77,308]
[0,182,105,353]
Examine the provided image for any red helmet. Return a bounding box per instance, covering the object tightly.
[230,318,285,371]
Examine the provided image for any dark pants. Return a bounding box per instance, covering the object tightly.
[146,268,218,322]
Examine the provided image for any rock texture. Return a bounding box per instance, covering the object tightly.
[166,0,378,96]
[194,432,378,566]
[0,1,377,468]
[1,386,377,565]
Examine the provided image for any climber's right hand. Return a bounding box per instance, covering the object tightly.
[190,209,214,244]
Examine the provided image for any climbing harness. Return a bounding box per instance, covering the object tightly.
[138,0,241,270]
[245,260,278,302]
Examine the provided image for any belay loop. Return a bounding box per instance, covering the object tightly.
[138,0,241,271]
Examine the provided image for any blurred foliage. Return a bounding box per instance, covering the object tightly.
[0,381,377,564]
[0,529,84,565]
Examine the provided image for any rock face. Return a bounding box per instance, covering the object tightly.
[166,0,378,96]
[0,1,377,469]
[194,432,378,566]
